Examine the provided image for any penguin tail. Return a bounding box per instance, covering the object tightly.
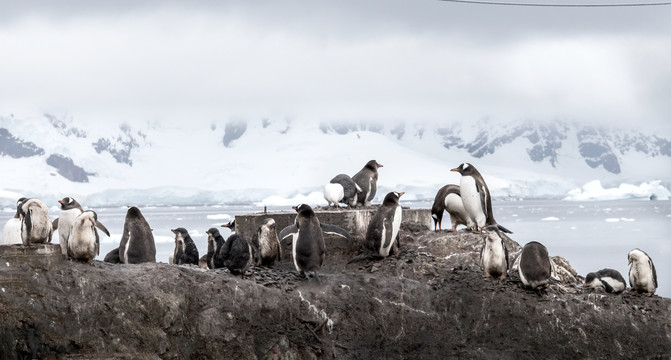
[496,224,513,234]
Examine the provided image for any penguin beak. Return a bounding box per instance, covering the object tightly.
[292,206,298,211]
[378,163,384,168]
[221,224,229,228]
[450,168,460,172]
[58,200,65,205]
[398,192,405,197]
[170,229,178,234]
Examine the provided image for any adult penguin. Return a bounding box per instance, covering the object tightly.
[628,248,657,295]
[18,198,53,245]
[220,220,252,275]
[104,206,156,264]
[324,174,362,208]
[205,227,226,269]
[279,204,350,279]
[479,225,509,279]
[2,198,26,245]
[251,218,281,267]
[171,228,199,266]
[431,184,472,232]
[450,163,511,234]
[52,196,84,256]
[352,160,383,207]
[365,191,404,258]
[67,210,110,263]
[518,241,557,289]
[584,269,627,293]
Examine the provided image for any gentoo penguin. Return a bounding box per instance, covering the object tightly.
[352,160,383,207]
[171,228,200,266]
[450,163,511,234]
[52,196,84,256]
[628,248,657,295]
[251,218,281,267]
[518,241,557,289]
[2,198,26,245]
[104,206,156,264]
[431,184,472,231]
[365,192,404,258]
[205,227,226,269]
[220,220,252,275]
[584,268,627,293]
[324,174,362,208]
[18,198,53,245]
[479,225,509,279]
[67,210,110,263]
[279,204,350,279]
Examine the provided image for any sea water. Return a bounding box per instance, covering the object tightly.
[1,199,669,298]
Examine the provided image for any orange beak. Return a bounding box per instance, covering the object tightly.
[450,168,460,172]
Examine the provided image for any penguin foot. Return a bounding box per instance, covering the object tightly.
[499,274,506,279]
[483,273,491,278]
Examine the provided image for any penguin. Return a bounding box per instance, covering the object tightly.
[51,196,84,256]
[171,228,200,266]
[18,198,53,245]
[205,227,226,269]
[365,192,404,258]
[584,268,627,293]
[479,225,509,279]
[2,198,26,245]
[518,241,557,289]
[220,220,252,275]
[251,218,281,267]
[628,248,657,295]
[324,174,362,208]
[198,255,209,269]
[450,163,511,234]
[279,204,350,279]
[352,160,383,207]
[104,206,156,264]
[67,210,110,263]
[431,184,472,232]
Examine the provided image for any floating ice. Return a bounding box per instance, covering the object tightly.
[564,180,670,201]
[206,214,231,220]
[541,217,560,221]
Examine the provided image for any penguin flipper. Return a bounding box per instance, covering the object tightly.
[600,276,615,293]
[104,247,121,264]
[279,225,298,241]
[321,223,350,239]
[52,218,59,230]
[496,224,513,234]
[650,258,658,289]
[95,221,111,237]
[476,181,488,221]
[503,239,509,271]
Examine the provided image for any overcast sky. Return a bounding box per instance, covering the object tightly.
[1,0,670,128]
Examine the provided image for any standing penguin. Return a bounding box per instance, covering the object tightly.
[324,174,362,208]
[220,220,252,275]
[279,204,350,279]
[365,192,404,258]
[2,198,26,245]
[518,241,557,289]
[171,228,200,266]
[104,206,156,264]
[584,269,627,293]
[52,197,84,256]
[18,198,53,245]
[251,218,282,267]
[431,185,472,232]
[67,210,110,263]
[479,225,509,279]
[628,248,657,295]
[450,163,511,234]
[205,227,226,269]
[352,160,383,207]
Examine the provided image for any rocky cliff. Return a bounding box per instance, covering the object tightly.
[1,225,669,359]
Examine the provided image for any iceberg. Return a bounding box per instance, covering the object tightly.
[563,180,670,201]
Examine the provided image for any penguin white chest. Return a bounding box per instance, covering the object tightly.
[324,183,344,205]
[2,218,22,245]
[482,240,505,275]
[630,261,654,292]
[459,176,485,227]
[291,231,300,272]
[380,206,402,257]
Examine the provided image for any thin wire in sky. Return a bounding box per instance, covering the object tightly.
[439,0,671,6]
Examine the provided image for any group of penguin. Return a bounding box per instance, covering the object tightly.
[1,160,659,295]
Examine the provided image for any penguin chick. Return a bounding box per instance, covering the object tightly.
[206,227,226,269]
[352,160,383,207]
[1,198,26,245]
[365,192,404,258]
[171,228,199,266]
[19,198,53,245]
[219,225,252,275]
[52,196,84,257]
[431,184,472,231]
[518,241,557,289]
[628,248,657,295]
[584,269,626,293]
[479,225,509,279]
[67,210,110,263]
[252,218,281,267]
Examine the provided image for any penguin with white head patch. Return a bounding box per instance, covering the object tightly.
[324,174,362,208]
[279,204,350,280]
[628,248,657,295]
[479,225,509,279]
[431,185,473,232]
[205,228,226,269]
[352,160,383,207]
[18,198,53,245]
[67,210,110,263]
[365,192,404,258]
[584,269,626,293]
[104,206,156,264]
[52,196,84,256]
[518,241,557,289]
[171,228,200,266]
[2,198,26,245]
[220,220,252,275]
[451,163,511,234]
[252,218,281,267]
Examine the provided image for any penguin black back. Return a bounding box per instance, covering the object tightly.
[118,206,156,264]
[365,192,404,258]
[206,227,226,269]
[220,233,251,275]
[352,160,383,206]
[171,228,199,266]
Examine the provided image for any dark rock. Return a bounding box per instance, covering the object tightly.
[0,128,45,158]
[223,121,247,147]
[46,154,90,183]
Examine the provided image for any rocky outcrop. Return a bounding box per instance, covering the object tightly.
[0,128,45,158]
[0,225,669,359]
[46,154,90,183]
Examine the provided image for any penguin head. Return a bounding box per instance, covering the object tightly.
[14,197,27,218]
[58,196,81,210]
[206,227,221,238]
[126,206,144,219]
[262,218,276,230]
[451,163,477,176]
[364,160,383,171]
[382,191,404,205]
[221,220,236,232]
[627,248,648,265]
[482,225,502,242]
[292,204,315,217]
[584,272,598,287]
[171,228,189,242]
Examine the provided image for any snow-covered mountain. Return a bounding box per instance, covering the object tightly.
[1,114,669,208]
